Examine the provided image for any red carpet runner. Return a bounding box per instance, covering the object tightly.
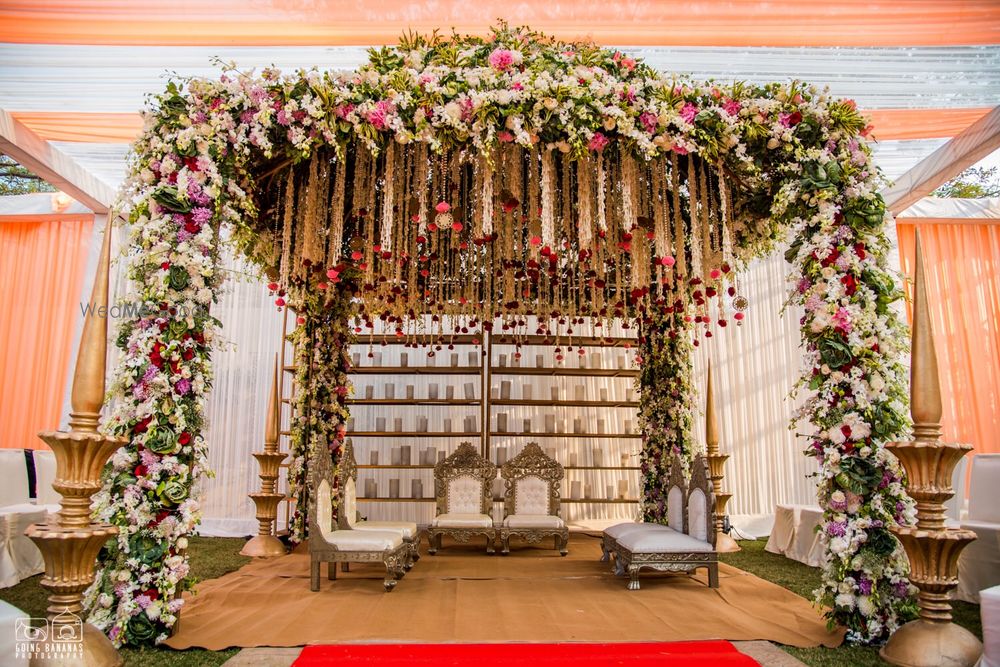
[293,641,760,666]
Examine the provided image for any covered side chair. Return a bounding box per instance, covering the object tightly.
[427,442,497,555]
[499,443,569,555]
[308,439,409,592]
[340,439,420,564]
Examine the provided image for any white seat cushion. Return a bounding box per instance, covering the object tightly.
[514,476,550,515]
[617,529,714,553]
[432,513,493,528]
[33,450,60,506]
[321,528,402,551]
[604,522,675,540]
[355,521,418,540]
[0,452,29,508]
[447,476,485,514]
[503,514,565,529]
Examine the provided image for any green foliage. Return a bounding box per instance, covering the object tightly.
[0,155,55,196]
[933,166,1000,198]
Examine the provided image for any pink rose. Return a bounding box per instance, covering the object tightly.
[488,48,516,71]
[588,132,609,152]
[722,98,742,116]
[679,102,699,124]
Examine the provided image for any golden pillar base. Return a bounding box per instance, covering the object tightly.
[715,531,740,553]
[880,620,982,667]
[26,523,120,667]
[252,452,287,484]
[240,534,286,558]
[36,431,123,530]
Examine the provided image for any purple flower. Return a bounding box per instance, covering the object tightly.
[826,521,847,537]
[135,594,152,610]
[191,207,213,225]
[177,229,193,243]
[858,577,873,595]
[175,378,192,395]
[893,581,910,598]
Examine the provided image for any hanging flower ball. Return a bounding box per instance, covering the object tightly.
[452,221,464,232]
[661,256,676,267]
[734,312,745,321]
[710,268,722,280]
[267,282,279,291]
[351,250,363,260]
[435,201,451,213]
[326,268,339,280]
[296,316,306,325]
[530,235,542,246]
[275,297,285,308]
[317,281,328,290]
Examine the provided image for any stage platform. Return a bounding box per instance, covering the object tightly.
[165,533,843,651]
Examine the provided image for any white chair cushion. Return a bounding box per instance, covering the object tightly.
[343,478,357,528]
[503,514,565,529]
[604,522,675,540]
[667,485,685,531]
[432,513,493,528]
[617,529,715,553]
[447,476,484,514]
[688,488,709,542]
[514,476,550,515]
[0,451,29,508]
[355,521,418,540]
[969,454,1000,523]
[32,450,60,506]
[321,528,402,551]
[316,479,333,532]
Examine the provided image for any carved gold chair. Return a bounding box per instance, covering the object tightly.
[610,454,719,590]
[499,443,569,555]
[308,439,409,592]
[427,442,497,555]
[339,439,420,565]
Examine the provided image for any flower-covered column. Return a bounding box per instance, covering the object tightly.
[285,288,355,544]
[86,170,221,645]
[787,187,918,642]
[637,317,696,523]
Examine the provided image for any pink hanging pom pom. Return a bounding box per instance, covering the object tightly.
[661,256,676,267]
[435,201,451,213]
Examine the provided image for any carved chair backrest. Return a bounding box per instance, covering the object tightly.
[308,437,340,542]
[666,454,688,533]
[434,442,497,516]
[501,442,564,518]
[336,439,359,529]
[686,454,716,546]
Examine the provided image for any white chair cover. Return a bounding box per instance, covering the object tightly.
[945,453,969,523]
[969,454,1000,523]
[0,599,29,666]
[0,507,46,588]
[32,451,60,508]
[0,451,29,507]
[981,584,1000,667]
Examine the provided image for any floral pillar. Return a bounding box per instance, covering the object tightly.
[637,316,695,523]
[285,287,355,544]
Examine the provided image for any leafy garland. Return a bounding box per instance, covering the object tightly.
[285,284,356,544]
[89,23,913,646]
[637,316,696,523]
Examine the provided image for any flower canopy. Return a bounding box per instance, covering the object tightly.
[90,23,914,649]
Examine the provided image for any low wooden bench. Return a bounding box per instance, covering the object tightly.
[602,454,719,590]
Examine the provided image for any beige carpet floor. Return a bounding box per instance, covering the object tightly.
[165,533,844,651]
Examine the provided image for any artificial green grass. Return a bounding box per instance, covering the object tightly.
[1,536,982,666]
[0,536,249,667]
[720,539,983,666]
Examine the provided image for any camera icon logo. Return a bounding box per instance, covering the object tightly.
[14,618,48,643]
[52,611,83,643]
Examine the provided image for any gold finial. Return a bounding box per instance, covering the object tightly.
[264,355,280,452]
[910,228,942,442]
[706,359,719,451]
[68,218,112,433]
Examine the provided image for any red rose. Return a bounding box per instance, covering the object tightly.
[134,464,147,477]
[134,416,152,434]
[841,274,857,296]
[178,432,191,445]
[853,242,867,260]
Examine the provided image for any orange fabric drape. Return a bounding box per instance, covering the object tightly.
[0,216,94,450]
[1,0,999,47]
[896,223,1000,456]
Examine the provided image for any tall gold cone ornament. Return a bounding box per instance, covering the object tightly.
[704,361,739,552]
[241,356,287,557]
[880,230,981,667]
[27,217,123,666]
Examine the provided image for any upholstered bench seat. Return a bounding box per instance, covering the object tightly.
[320,528,403,551]
[503,514,565,529]
[354,521,419,540]
[432,513,493,528]
[617,530,715,553]
[604,522,676,539]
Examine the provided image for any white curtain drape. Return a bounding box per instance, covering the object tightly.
[690,249,821,538]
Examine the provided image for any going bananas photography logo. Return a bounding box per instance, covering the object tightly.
[14,611,83,661]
